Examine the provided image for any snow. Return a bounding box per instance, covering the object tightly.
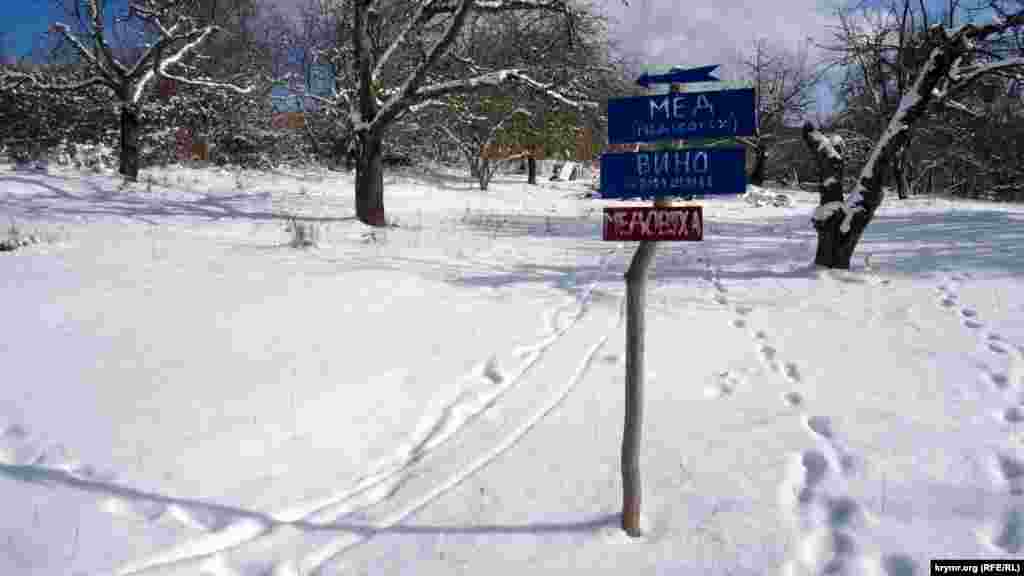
[2,161,1024,575]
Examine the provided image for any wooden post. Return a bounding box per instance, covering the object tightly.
[621,235,655,536]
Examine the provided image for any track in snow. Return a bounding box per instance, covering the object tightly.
[23,245,624,575]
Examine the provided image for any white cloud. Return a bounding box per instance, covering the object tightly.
[590,0,837,71]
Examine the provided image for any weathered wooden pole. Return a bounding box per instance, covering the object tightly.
[621,236,656,536]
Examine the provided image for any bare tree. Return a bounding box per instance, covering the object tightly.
[4,0,253,180]
[312,0,598,226]
[434,91,532,189]
[804,7,1024,268]
[738,38,820,186]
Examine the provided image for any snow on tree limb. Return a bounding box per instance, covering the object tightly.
[384,0,475,126]
[372,0,441,85]
[949,57,1024,88]
[473,0,571,12]
[371,68,593,134]
[140,25,252,102]
[934,96,982,117]
[3,71,114,92]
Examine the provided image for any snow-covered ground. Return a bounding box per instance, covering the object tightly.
[1,161,1023,575]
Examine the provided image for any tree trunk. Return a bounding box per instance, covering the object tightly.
[750,143,767,187]
[119,103,141,181]
[477,157,492,191]
[894,146,909,200]
[527,156,537,185]
[355,131,387,226]
[802,124,855,269]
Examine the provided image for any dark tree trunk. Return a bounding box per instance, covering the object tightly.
[802,124,855,269]
[894,146,909,199]
[477,157,492,191]
[119,103,141,181]
[355,131,386,226]
[750,143,767,187]
[527,156,537,185]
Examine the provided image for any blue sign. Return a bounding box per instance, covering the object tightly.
[271,84,303,113]
[306,64,335,98]
[599,147,747,198]
[637,65,719,88]
[607,88,756,145]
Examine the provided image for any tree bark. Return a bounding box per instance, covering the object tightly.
[477,157,492,191]
[355,131,386,226]
[894,146,909,199]
[802,124,849,268]
[750,143,767,187]
[527,156,537,185]
[622,239,656,537]
[119,102,141,181]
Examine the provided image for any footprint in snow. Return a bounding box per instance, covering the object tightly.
[806,415,834,441]
[794,449,830,503]
[991,506,1024,554]
[705,371,741,399]
[999,405,1024,425]
[993,453,1024,496]
[758,345,780,372]
[983,368,1010,390]
[0,424,44,466]
[783,362,802,384]
[805,415,857,476]
[783,391,804,408]
[882,554,919,576]
[731,317,747,329]
[990,342,1010,355]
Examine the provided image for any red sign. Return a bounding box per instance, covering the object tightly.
[602,206,703,241]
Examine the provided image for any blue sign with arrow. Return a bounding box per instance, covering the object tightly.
[599,147,747,199]
[636,64,720,88]
[606,88,756,145]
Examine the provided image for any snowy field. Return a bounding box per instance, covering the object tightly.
[1,161,1023,575]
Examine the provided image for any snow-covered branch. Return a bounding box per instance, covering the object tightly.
[136,25,251,103]
[2,71,114,93]
[949,57,1024,88]
[384,0,474,125]
[371,68,593,134]
[473,0,571,13]
[934,96,983,117]
[372,0,440,84]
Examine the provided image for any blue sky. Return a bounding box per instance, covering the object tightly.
[1,0,135,62]
[1,0,61,60]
